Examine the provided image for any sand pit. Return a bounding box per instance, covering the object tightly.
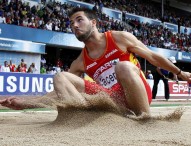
[0,105,191,146]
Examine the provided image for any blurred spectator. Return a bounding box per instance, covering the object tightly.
[30,63,38,73]
[65,25,72,33]
[9,60,16,72]
[45,20,52,30]
[21,59,25,64]
[40,64,46,74]
[20,62,27,73]
[98,0,104,14]
[64,65,69,72]
[146,70,153,79]
[27,65,33,73]
[22,15,29,27]
[55,64,61,73]
[92,3,99,13]
[56,58,63,68]
[47,66,56,74]
[41,56,46,65]
[16,65,21,72]
[21,7,28,16]
[0,61,10,72]
[38,17,45,28]
[0,13,6,24]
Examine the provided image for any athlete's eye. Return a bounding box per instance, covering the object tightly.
[77,19,83,22]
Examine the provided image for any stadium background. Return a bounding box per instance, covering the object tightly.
[0,0,190,98]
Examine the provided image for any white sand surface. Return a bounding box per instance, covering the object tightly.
[0,106,191,146]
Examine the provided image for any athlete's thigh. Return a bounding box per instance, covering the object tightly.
[57,72,85,92]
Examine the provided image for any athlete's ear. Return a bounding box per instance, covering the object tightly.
[91,19,97,27]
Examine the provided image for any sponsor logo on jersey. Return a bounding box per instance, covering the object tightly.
[86,62,97,70]
[93,58,119,79]
[105,49,118,58]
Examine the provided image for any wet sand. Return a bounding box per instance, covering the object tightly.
[0,101,191,146]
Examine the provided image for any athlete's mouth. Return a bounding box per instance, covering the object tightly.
[75,29,82,34]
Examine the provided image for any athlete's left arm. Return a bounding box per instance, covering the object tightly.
[112,31,191,81]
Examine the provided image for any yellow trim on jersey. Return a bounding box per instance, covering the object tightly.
[129,53,139,66]
[84,74,95,82]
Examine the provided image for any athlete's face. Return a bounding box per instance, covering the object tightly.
[69,11,94,42]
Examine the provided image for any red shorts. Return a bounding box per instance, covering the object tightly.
[84,73,152,107]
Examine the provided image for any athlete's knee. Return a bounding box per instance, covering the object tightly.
[115,61,139,79]
[53,72,85,92]
[53,72,68,84]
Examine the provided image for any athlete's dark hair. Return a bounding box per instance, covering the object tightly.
[68,7,98,23]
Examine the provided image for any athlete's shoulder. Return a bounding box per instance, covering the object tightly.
[110,31,136,43]
[111,30,133,37]
[110,30,138,50]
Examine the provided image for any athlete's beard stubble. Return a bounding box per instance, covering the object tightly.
[76,24,94,42]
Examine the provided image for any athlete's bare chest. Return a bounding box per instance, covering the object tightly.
[87,48,106,59]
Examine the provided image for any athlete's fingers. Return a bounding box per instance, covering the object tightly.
[6,98,12,104]
[0,97,16,107]
[0,98,7,104]
[3,97,18,104]
[0,99,21,110]
[9,97,18,102]
[1,102,11,108]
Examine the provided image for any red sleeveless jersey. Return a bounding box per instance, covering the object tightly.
[83,31,141,88]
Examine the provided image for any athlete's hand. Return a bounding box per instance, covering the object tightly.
[0,97,24,110]
[178,71,191,82]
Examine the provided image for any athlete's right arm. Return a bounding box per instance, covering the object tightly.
[69,52,85,77]
[0,96,46,110]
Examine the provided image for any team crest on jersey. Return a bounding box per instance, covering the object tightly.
[110,58,119,65]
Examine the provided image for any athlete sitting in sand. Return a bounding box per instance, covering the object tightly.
[0,7,191,116]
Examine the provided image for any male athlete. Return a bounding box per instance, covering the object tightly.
[0,7,191,116]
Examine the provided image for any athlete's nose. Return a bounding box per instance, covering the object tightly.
[73,21,79,28]
[71,22,79,32]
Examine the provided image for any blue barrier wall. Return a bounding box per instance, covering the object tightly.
[0,38,45,72]
[0,38,45,54]
[148,46,177,57]
[125,13,190,34]
[148,46,191,63]
[125,13,162,25]
[180,26,191,35]
[164,22,178,33]
[0,72,54,96]
[0,72,189,97]
[0,24,84,48]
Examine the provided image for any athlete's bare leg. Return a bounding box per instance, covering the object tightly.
[53,72,89,107]
[0,72,88,110]
[115,61,150,116]
[0,67,150,115]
